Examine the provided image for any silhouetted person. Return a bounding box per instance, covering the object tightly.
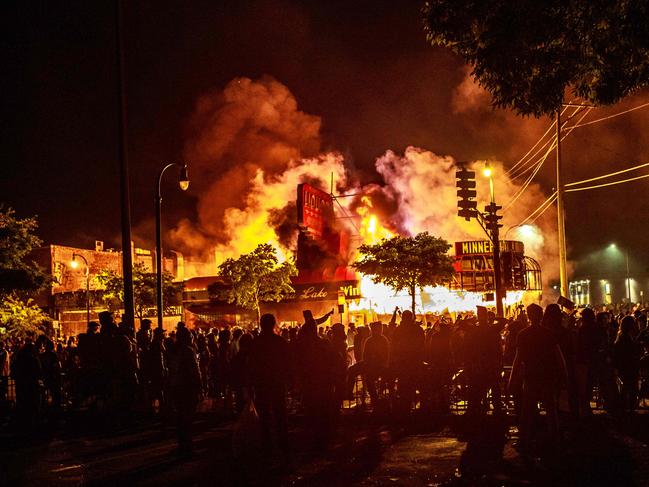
[148,328,167,411]
[391,310,424,413]
[509,304,567,452]
[38,336,62,414]
[250,314,290,455]
[196,333,210,395]
[543,304,578,418]
[136,319,152,357]
[168,326,201,456]
[426,319,453,412]
[576,307,608,416]
[11,336,42,430]
[503,319,526,366]
[77,321,101,402]
[230,333,254,414]
[363,321,390,407]
[329,322,349,410]
[465,311,503,417]
[614,315,641,413]
[296,316,336,449]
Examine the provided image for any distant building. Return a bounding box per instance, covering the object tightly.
[31,243,183,336]
[569,275,648,307]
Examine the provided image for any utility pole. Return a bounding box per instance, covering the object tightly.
[556,109,569,298]
[116,0,135,329]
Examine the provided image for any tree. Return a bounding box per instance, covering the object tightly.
[96,262,183,322]
[0,206,50,297]
[209,243,297,322]
[422,1,649,116]
[354,232,455,314]
[0,294,51,339]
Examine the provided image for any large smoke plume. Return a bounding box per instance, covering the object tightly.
[171,76,559,284]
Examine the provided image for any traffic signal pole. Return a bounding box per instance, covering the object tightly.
[457,166,504,317]
[488,205,504,317]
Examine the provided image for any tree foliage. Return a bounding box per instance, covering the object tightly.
[210,243,297,321]
[0,294,51,339]
[422,1,649,116]
[354,232,455,314]
[0,206,50,297]
[96,262,183,321]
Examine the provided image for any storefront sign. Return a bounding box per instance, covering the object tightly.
[286,280,361,302]
[455,239,524,256]
[297,183,334,239]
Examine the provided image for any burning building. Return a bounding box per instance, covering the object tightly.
[182,181,543,328]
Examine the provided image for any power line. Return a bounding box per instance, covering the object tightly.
[508,105,590,182]
[505,107,592,209]
[566,162,649,187]
[565,173,649,192]
[527,193,558,224]
[505,144,553,210]
[518,191,557,225]
[563,102,649,130]
[507,105,579,178]
[506,104,572,175]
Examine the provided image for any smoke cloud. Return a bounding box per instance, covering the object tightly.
[171,76,560,289]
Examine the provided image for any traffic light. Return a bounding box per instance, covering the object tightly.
[456,168,477,220]
[484,202,503,232]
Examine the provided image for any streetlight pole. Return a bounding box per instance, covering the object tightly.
[155,163,189,330]
[72,253,90,326]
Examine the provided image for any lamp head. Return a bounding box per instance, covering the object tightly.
[482,162,492,178]
[70,254,79,269]
[179,164,190,191]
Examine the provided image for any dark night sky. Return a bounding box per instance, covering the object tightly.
[3,0,649,273]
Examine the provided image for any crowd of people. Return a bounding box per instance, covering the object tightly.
[2,302,649,458]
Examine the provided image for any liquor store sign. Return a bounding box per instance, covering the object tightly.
[287,280,361,302]
[297,183,334,239]
[455,240,524,256]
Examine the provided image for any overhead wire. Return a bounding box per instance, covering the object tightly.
[518,191,557,225]
[565,162,649,187]
[505,106,592,210]
[524,193,557,225]
[508,105,586,181]
[565,173,649,192]
[527,193,558,224]
[564,101,649,130]
[506,104,571,176]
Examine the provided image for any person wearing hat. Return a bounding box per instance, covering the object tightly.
[509,303,567,452]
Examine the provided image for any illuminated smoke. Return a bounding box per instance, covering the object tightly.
[171,76,559,287]
[169,76,326,266]
[345,148,559,281]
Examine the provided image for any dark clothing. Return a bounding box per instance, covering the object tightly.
[250,332,290,390]
[391,322,425,410]
[516,325,562,386]
[465,324,503,415]
[363,334,390,404]
[11,343,42,426]
[296,332,337,445]
[168,344,202,451]
[250,332,290,451]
